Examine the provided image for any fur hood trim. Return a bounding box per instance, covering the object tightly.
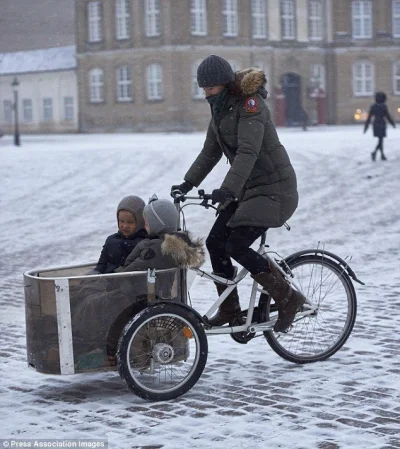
[161,231,205,269]
[229,67,267,98]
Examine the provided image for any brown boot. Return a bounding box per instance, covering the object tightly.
[252,263,306,332]
[206,273,240,326]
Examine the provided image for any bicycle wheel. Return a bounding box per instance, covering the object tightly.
[260,254,357,364]
[117,303,208,401]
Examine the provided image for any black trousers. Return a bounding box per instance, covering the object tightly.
[206,202,269,278]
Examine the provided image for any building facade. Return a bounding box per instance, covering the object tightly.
[0,47,78,133]
[75,0,400,132]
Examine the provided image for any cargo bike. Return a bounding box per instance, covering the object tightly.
[24,191,363,402]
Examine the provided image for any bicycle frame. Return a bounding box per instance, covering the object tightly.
[189,239,316,336]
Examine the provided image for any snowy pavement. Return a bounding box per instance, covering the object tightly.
[1,126,400,448]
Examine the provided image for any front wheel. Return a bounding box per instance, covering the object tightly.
[260,255,357,364]
[117,303,208,401]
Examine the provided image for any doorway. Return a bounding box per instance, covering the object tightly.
[280,73,306,127]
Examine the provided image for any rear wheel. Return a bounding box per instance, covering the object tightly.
[260,255,357,363]
[117,303,208,401]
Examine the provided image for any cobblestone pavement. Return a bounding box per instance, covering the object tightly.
[1,132,400,448]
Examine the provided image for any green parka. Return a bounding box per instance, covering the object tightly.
[184,68,299,228]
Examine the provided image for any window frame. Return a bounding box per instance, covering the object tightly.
[352,0,372,39]
[3,100,13,124]
[281,0,296,40]
[115,0,130,40]
[190,0,208,36]
[63,96,74,121]
[393,61,400,95]
[22,99,33,123]
[352,61,375,96]
[116,65,133,102]
[192,60,204,99]
[222,0,238,37]
[393,0,400,38]
[310,63,326,91]
[88,1,103,42]
[89,68,105,103]
[146,63,163,101]
[308,0,323,41]
[43,98,53,121]
[251,0,268,39]
[145,0,161,37]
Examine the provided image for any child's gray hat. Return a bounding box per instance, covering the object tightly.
[117,195,145,230]
[197,55,235,88]
[144,198,178,235]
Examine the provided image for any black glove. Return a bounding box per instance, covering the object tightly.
[170,180,193,197]
[211,188,234,205]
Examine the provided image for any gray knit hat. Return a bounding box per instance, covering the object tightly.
[144,198,179,235]
[117,195,146,230]
[197,55,235,88]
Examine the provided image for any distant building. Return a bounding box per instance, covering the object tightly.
[71,0,399,131]
[0,46,78,133]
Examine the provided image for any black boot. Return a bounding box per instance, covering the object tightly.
[206,272,240,326]
[252,263,306,332]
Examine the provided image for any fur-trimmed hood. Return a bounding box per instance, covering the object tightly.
[229,67,268,99]
[162,231,205,269]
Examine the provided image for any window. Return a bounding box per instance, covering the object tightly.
[145,0,160,37]
[191,0,207,35]
[281,0,296,40]
[254,60,269,85]
[393,0,400,37]
[223,0,238,37]
[352,61,374,96]
[23,99,33,122]
[64,97,74,121]
[88,1,102,42]
[116,0,130,39]
[3,100,13,124]
[308,0,323,40]
[89,68,104,102]
[352,1,372,39]
[43,98,53,121]
[146,63,163,100]
[393,62,400,94]
[192,61,203,99]
[251,0,267,39]
[117,66,132,101]
[310,64,326,91]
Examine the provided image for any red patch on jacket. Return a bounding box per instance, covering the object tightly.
[244,97,258,113]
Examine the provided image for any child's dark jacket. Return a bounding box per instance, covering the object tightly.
[93,229,148,274]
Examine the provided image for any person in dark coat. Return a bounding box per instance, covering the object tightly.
[90,195,148,274]
[171,55,305,333]
[364,92,396,161]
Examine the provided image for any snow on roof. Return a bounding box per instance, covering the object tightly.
[0,45,76,75]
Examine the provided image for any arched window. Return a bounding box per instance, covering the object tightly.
[192,61,204,99]
[393,61,400,95]
[145,0,160,37]
[146,63,163,100]
[89,68,104,103]
[191,0,207,36]
[222,0,238,37]
[116,0,130,40]
[352,61,374,96]
[251,0,267,39]
[116,66,132,101]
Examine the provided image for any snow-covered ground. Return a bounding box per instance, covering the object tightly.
[1,126,399,448]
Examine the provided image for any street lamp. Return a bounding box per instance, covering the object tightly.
[12,77,20,146]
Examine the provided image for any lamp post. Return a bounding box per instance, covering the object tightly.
[12,77,20,146]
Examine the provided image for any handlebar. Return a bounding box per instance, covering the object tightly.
[172,189,214,209]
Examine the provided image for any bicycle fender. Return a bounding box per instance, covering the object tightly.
[285,249,365,285]
[154,301,208,325]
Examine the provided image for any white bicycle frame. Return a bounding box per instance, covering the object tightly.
[189,238,316,336]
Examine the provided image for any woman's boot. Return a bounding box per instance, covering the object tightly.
[206,272,240,326]
[251,263,306,332]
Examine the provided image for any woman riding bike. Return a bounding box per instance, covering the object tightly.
[171,55,305,332]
